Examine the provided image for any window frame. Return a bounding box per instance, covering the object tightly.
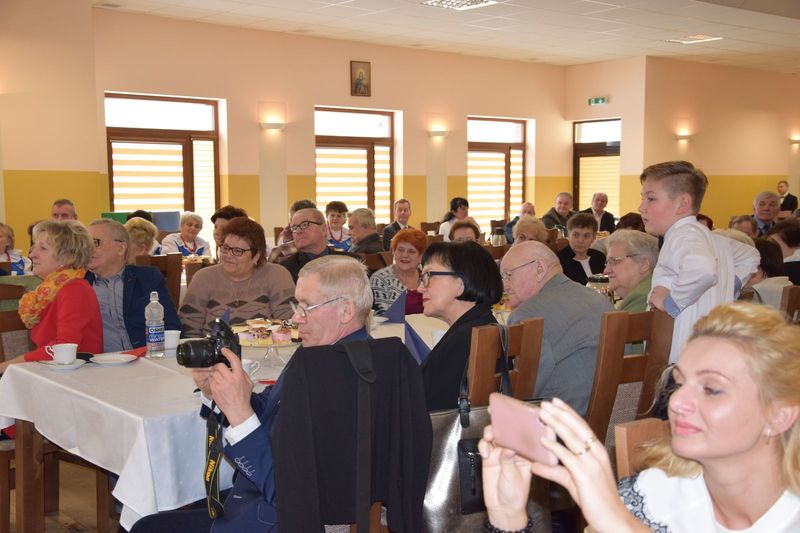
[314,107,395,213]
[572,119,621,209]
[105,93,220,212]
[467,117,527,218]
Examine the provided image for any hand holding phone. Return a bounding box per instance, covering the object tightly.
[489,393,558,466]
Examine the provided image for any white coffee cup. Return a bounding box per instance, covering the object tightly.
[241,359,261,376]
[46,343,78,365]
[164,330,181,351]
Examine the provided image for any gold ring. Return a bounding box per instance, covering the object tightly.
[584,436,597,446]
[577,445,591,456]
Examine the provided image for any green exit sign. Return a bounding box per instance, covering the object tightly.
[588,97,608,106]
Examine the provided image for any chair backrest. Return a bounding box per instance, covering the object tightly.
[273,226,284,244]
[780,285,800,322]
[376,223,387,234]
[378,251,393,267]
[185,260,213,286]
[466,318,544,407]
[584,310,673,448]
[156,230,170,244]
[0,308,30,361]
[420,221,440,235]
[614,418,669,480]
[358,253,386,274]
[425,234,443,245]
[0,261,11,274]
[482,244,509,260]
[489,219,506,231]
[134,253,182,310]
[554,237,569,252]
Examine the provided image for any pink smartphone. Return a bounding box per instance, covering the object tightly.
[489,393,558,466]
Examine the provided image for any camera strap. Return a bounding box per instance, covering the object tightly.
[204,406,226,520]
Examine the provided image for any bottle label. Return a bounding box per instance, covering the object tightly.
[147,325,165,345]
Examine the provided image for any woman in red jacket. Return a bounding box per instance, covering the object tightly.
[0,220,102,374]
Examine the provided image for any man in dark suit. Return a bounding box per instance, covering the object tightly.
[580,192,615,233]
[348,208,384,254]
[382,198,412,250]
[752,191,780,236]
[86,219,181,352]
[778,180,798,213]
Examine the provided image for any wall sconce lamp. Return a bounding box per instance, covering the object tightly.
[675,133,691,141]
[260,121,285,131]
[428,130,448,138]
[790,138,800,145]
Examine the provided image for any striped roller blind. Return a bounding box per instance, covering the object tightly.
[111,141,185,211]
[578,155,621,215]
[192,140,217,247]
[315,145,392,224]
[467,149,523,232]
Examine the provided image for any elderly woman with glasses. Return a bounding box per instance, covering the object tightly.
[602,229,660,312]
[161,211,212,257]
[418,241,503,411]
[179,217,295,337]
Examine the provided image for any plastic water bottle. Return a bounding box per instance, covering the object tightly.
[145,291,165,358]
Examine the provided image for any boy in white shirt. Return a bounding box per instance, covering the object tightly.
[640,161,759,362]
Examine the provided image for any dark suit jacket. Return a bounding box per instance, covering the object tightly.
[382,221,407,251]
[421,304,497,411]
[273,335,432,532]
[350,232,384,254]
[279,247,359,282]
[557,246,606,285]
[580,208,616,233]
[85,265,181,349]
[781,193,798,212]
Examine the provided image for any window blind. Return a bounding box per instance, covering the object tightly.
[468,151,506,233]
[578,155,621,216]
[315,147,370,211]
[111,141,185,211]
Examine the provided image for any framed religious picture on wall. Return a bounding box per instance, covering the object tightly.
[350,61,371,97]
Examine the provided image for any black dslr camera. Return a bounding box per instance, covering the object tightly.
[176,318,242,368]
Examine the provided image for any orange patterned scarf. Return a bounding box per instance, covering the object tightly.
[18,267,86,329]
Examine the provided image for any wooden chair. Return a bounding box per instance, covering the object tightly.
[614,418,669,480]
[135,254,182,310]
[359,253,387,274]
[482,244,508,260]
[419,221,440,235]
[583,310,673,453]
[273,226,284,244]
[780,285,800,321]
[545,228,559,252]
[554,237,569,252]
[466,318,544,407]
[425,235,443,245]
[376,223,387,234]
[156,230,170,244]
[0,262,10,275]
[489,219,506,231]
[185,260,213,286]
[378,251,393,267]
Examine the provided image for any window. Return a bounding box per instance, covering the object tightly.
[573,119,621,216]
[467,117,526,231]
[104,93,219,245]
[314,108,393,223]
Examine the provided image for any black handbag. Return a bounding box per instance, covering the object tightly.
[422,324,529,532]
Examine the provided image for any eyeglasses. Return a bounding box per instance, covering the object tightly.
[93,238,125,248]
[289,220,323,233]
[604,254,638,267]
[500,259,538,283]
[290,296,344,318]
[420,270,461,288]
[219,244,253,257]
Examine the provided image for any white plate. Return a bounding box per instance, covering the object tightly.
[38,359,86,372]
[90,353,138,365]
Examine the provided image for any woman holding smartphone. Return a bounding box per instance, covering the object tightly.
[479,302,800,532]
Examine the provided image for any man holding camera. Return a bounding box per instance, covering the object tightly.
[131,256,396,532]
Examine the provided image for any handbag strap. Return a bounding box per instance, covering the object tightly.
[457,323,514,427]
[343,340,375,532]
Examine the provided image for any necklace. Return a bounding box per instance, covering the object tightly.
[395,265,421,291]
[180,237,198,254]
[329,226,344,243]
[229,272,255,307]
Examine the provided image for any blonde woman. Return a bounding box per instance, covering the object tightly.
[480,302,800,532]
[124,216,160,262]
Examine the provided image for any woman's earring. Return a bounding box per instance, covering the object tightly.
[765,428,773,444]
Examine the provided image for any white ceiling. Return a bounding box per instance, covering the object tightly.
[93,0,800,73]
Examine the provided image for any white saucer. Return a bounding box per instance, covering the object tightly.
[90,353,138,365]
[38,359,86,372]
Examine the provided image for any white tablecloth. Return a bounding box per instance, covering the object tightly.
[371,313,448,347]
[0,356,235,530]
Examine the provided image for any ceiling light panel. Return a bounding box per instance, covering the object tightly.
[421,0,498,12]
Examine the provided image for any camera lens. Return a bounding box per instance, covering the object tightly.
[176,339,218,368]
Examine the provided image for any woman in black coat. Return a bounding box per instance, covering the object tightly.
[418,241,503,411]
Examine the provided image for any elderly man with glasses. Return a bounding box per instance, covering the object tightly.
[131,255,431,533]
[500,241,613,416]
[278,208,359,282]
[85,218,181,352]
